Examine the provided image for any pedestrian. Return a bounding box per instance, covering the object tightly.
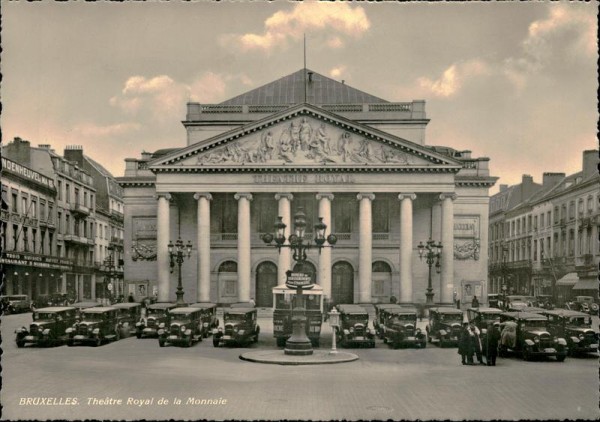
[470,323,485,365]
[458,322,473,365]
[471,295,480,308]
[127,293,135,303]
[486,322,501,366]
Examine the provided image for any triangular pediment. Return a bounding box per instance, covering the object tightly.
[149,104,461,170]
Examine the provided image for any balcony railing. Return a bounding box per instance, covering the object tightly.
[211,233,238,242]
[110,210,124,222]
[72,203,90,218]
[63,234,89,246]
[1,210,9,222]
[110,236,124,247]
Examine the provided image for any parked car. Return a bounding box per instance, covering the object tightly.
[66,307,121,347]
[112,303,143,336]
[32,294,68,309]
[1,295,32,314]
[487,294,500,309]
[382,306,426,349]
[213,305,259,347]
[541,309,597,356]
[189,303,219,338]
[15,307,77,347]
[272,285,324,347]
[534,295,554,309]
[507,306,546,314]
[498,311,568,362]
[158,307,203,347]
[506,295,536,311]
[373,304,403,338]
[135,303,177,338]
[566,296,599,315]
[71,301,102,318]
[335,304,376,348]
[426,307,464,347]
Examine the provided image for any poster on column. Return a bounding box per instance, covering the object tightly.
[461,280,483,305]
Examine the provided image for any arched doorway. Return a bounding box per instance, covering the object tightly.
[372,261,392,303]
[255,261,277,307]
[332,261,354,305]
[218,261,238,304]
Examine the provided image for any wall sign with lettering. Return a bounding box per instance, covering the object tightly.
[454,215,480,260]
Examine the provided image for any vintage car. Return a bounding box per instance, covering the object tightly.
[158,307,203,347]
[135,303,178,338]
[213,305,260,347]
[498,311,568,361]
[505,295,536,310]
[66,307,121,346]
[272,285,324,347]
[507,306,546,314]
[534,295,554,309]
[382,307,426,349]
[373,304,403,338]
[542,309,598,356]
[335,304,376,348]
[566,296,599,315]
[487,294,500,309]
[15,307,77,347]
[189,303,219,338]
[112,303,143,336]
[71,301,102,318]
[426,307,464,347]
[2,295,32,314]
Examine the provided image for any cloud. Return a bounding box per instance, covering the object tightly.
[228,2,370,52]
[329,65,347,79]
[417,59,489,98]
[73,122,141,138]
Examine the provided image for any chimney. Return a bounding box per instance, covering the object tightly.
[542,172,565,189]
[307,71,314,83]
[582,150,598,178]
[63,145,85,167]
[38,144,52,150]
[520,174,536,201]
[4,137,32,167]
[499,184,508,192]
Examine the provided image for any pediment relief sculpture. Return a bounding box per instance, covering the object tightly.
[190,117,428,166]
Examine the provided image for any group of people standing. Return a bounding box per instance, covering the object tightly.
[458,321,501,366]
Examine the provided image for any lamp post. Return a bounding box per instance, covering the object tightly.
[168,237,193,307]
[328,307,340,354]
[261,207,337,356]
[104,245,121,304]
[417,238,443,305]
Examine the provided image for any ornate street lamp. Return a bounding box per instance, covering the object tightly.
[261,208,337,355]
[417,238,443,305]
[168,237,193,307]
[104,245,123,303]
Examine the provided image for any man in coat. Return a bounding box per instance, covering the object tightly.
[470,323,485,365]
[458,322,473,365]
[486,322,501,366]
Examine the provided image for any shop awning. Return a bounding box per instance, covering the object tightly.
[556,272,579,286]
[573,278,598,290]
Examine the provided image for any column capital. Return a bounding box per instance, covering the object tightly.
[439,192,457,201]
[154,193,172,201]
[234,193,253,201]
[398,193,417,201]
[193,192,213,201]
[274,193,294,201]
[357,193,375,201]
[316,192,334,201]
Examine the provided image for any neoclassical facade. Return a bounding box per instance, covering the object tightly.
[118,70,496,307]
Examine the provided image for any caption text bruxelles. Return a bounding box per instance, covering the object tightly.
[19,397,227,407]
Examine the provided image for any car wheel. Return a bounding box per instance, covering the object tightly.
[439,338,445,348]
[186,336,193,348]
[16,340,25,348]
[523,348,532,361]
[159,339,165,347]
[115,330,121,342]
[95,337,102,347]
[212,338,220,347]
[421,340,427,349]
[383,336,388,344]
[67,340,74,347]
[556,354,566,362]
[136,332,142,339]
[203,331,209,339]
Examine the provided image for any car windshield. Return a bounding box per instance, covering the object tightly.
[439,314,462,323]
[567,316,590,327]
[4,295,26,301]
[34,312,56,320]
[147,309,166,317]
[344,315,367,324]
[480,313,502,321]
[520,320,546,330]
[224,314,247,323]
[171,315,192,323]
[82,313,105,322]
[393,314,416,322]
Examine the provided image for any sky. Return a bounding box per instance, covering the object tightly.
[2,1,597,193]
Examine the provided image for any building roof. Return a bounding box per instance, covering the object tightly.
[219,69,388,106]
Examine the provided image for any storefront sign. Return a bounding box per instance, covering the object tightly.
[1,157,56,190]
[253,174,356,185]
[286,272,314,289]
[0,252,72,270]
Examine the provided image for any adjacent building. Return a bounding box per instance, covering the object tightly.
[119,69,497,308]
[488,150,599,303]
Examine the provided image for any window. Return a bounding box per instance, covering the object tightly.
[32,229,37,254]
[221,194,238,234]
[23,227,29,252]
[568,229,574,256]
[333,197,354,234]
[533,240,537,261]
[527,216,531,232]
[21,196,28,215]
[40,201,46,222]
[569,201,575,220]
[578,198,584,216]
[11,191,18,213]
[90,194,94,210]
[65,214,70,234]
[554,207,559,223]
[587,196,593,214]
[12,224,18,251]
[48,203,54,224]
[553,233,559,257]
[48,232,53,256]
[84,192,88,207]
[57,181,62,200]
[74,188,80,205]
[31,198,37,219]
[57,244,62,258]
[65,184,70,203]
[561,204,566,222]
[1,222,7,252]
[372,199,389,233]
[533,216,538,230]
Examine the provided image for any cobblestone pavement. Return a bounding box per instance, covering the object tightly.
[2,312,598,421]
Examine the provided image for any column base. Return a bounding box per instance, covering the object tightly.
[284,315,313,356]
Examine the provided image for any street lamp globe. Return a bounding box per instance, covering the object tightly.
[314,217,327,246]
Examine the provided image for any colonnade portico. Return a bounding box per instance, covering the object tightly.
[153,190,456,305]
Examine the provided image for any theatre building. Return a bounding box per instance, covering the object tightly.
[119,69,497,308]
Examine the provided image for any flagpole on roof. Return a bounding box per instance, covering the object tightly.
[303,33,307,104]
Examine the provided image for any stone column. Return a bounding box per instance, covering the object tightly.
[440,193,456,304]
[155,193,172,302]
[275,193,293,285]
[398,193,416,303]
[357,193,375,303]
[235,193,252,303]
[316,193,334,299]
[194,193,212,302]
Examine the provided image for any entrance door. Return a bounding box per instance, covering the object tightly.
[332,261,354,305]
[255,261,278,307]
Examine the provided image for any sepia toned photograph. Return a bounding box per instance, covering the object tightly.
[1,1,598,420]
